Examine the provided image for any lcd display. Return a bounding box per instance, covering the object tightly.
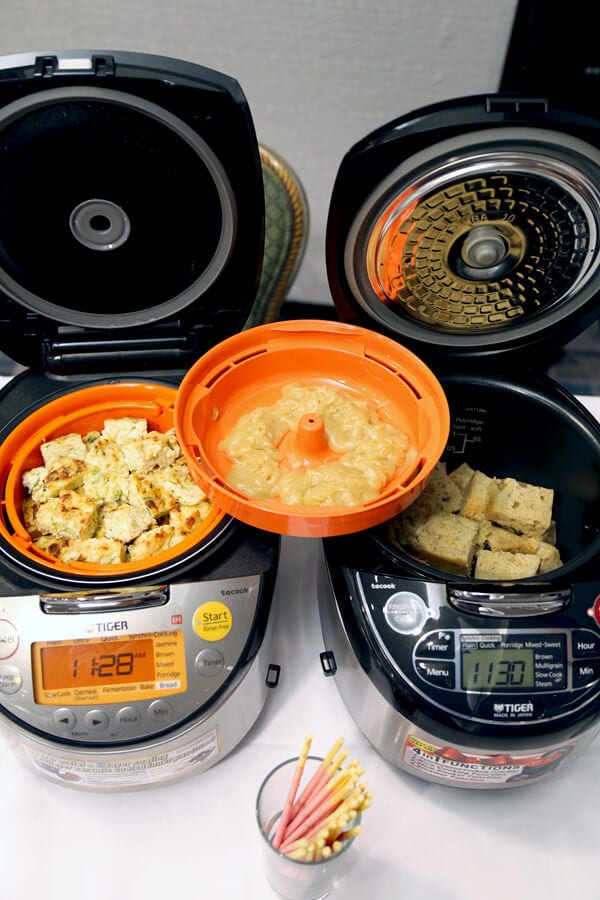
[462,647,535,691]
[40,638,156,690]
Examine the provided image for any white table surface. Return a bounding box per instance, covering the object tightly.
[1,396,599,900]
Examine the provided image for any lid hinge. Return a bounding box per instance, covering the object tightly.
[33,54,115,78]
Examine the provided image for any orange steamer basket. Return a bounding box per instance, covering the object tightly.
[174,319,450,537]
[0,381,225,578]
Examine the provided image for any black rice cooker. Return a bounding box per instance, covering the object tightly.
[0,50,281,790]
[319,93,600,788]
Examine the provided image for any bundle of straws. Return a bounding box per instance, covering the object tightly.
[271,735,373,861]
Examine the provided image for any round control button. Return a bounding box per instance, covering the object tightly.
[592,595,600,627]
[148,699,173,725]
[52,708,77,731]
[0,619,19,660]
[383,591,428,635]
[0,664,23,694]
[195,648,225,677]
[116,707,141,730]
[84,709,109,731]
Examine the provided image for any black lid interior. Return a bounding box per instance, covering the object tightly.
[0,51,264,373]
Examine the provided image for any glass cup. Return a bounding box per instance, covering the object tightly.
[255,756,361,900]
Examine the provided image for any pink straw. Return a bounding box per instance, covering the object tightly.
[271,734,312,850]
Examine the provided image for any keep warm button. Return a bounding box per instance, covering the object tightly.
[415,659,455,689]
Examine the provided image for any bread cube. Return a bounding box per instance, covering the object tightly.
[449,462,476,491]
[477,521,538,554]
[537,541,563,575]
[409,512,479,575]
[487,477,553,537]
[122,432,180,474]
[85,437,127,472]
[460,470,498,521]
[474,549,541,580]
[101,417,148,442]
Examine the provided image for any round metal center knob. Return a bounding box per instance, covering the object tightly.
[461,225,508,269]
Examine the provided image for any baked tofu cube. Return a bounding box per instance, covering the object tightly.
[537,541,563,575]
[161,463,206,506]
[31,457,90,503]
[22,466,48,497]
[82,468,129,503]
[477,521,538,554]
[85,437,127,472]
[101,503,154,543]
[168,501,212,533]
[127,472,177,519]
[460,470,498,521]
[474,549,541,580]
[40,433,87,469]
[35,490,99,539]
[127,525,175,561]
[487,477,553,537]
[59,538,126,565]
[101,417,148,443]
[409,512,479,576]
[122,432,180,474]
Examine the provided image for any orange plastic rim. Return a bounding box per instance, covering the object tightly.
[0,381,224,576]
[174,320,450,537]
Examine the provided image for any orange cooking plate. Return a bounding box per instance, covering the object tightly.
[0,381,223,576]
[175,320,450,537]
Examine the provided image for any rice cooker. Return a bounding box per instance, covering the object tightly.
[0,50,282,790]
[319,93,600,788]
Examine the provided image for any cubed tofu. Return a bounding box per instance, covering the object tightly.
[161,462,206,506]
[101,417,148,443]
[487,477,553,537]
[101,502,154,543]
[460,470,498,521]
[22,466,48,497]
[168,501,212,533]
[122,432,180,474]
[82,468,129,503]
[474,549,541,580]
[40,433,87,469]
[35,491,99,539]
[409,512,479,576]
[31,457,90,503]
[127,525,175,561]
[127,471,177,519]
[59,537,126,565]
[85,437,127,472]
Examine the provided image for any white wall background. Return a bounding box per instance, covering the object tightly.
[0,0,519,304]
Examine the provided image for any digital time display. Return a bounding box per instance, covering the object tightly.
[462,648,535,691]
[31,631,187,705]
[40,638,156,690]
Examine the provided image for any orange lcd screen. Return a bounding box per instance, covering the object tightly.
[40,638,156,690]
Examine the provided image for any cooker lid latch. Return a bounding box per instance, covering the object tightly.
[33,54,115,79]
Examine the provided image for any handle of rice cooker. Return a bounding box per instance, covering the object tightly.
[448,587,571,617]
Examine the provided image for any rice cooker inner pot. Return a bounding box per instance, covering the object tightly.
[370,372,600,583]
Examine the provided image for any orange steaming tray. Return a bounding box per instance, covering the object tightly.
[174,320,450,537]
[0,381,224,576]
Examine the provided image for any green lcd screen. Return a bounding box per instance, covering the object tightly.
[462,648,535,691]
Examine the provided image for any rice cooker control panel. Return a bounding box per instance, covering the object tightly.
[0,576,263,744]
[354,571,600,726]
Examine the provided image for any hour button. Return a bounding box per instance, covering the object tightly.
[572,631,600,658]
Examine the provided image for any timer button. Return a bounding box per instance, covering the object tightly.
[572,630,600,658]
[383,592,428,635]
[415,660,455,689]
[415,631,455,659]
[148,699,173,725]
[195,648,225,676]
[84,709,109,731]
[0,664,23,694]
[52,708,77,731]
[572,660,600,688]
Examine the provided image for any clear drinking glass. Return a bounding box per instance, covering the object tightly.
[255,756,360,900]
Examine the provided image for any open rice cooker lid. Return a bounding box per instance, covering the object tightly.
[326,94,600,364]
[0,50,265,374]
